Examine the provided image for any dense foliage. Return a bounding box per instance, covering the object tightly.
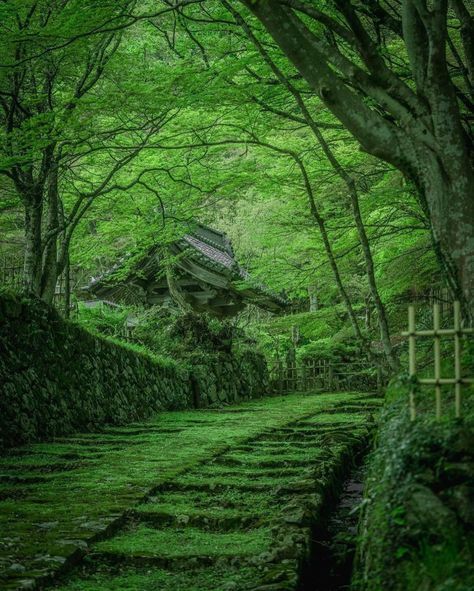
[0,1,471,370]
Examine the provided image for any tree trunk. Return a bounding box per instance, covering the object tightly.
[23,195,43,296]
[304,181,369,351]
[40,163,60,305]
[346,179,399,370]
[415,151,474,322]
[308,285,318,312]
[63,252,71,318]
[365,295,372,330]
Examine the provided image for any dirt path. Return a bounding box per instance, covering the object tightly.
[0,392,381,590]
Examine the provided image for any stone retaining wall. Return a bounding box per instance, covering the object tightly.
[353,382,474,590]
[0,292,269,448]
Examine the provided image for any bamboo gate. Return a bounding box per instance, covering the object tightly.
[402,301,474,420]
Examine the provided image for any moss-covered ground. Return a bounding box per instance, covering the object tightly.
[0,391,381,590]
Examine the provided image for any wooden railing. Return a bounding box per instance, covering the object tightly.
[402,301,474,420]
[0,261,80,316]
[269,358,380,394]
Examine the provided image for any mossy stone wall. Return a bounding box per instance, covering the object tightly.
[353,382,474,591]
[0,293,269,448]
[190,349,269,407]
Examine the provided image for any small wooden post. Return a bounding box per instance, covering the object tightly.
[376,365,382,394]
[433,304,442,420]
[408,305,416,420]
[454,301,462,418]
[278,360,283,395]
[303,363,308,392]
[291,325,300,347]
[328,363,334,392]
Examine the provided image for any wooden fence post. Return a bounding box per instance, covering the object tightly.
[278,360,283,395]
[433,303,442,420]
[454,301,462,418]
[408,305,416,421]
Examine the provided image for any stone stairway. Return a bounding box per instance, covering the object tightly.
[45,397,380,591]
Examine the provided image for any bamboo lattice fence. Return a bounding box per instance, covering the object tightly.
[402,301,474,420]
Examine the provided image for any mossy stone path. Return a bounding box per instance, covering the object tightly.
[0,392,381,590]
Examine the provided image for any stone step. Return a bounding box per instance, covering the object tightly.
[130,508,263,531]
[91,523,272,564]
[52,560,263,590]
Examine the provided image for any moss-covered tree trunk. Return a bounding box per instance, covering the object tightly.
[23,193,44,296]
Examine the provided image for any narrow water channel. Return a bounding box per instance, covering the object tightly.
[299,464,366,591]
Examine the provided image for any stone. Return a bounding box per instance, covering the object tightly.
[282,507,306,524]
[8,563,26,573]
[177,514,190,526]
[405,484,458,538]
[442,462,474,483]
[444,484,474,525]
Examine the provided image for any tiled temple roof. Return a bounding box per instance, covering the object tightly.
[85,223,287,311]
[183,235,235,270]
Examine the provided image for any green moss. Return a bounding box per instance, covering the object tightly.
[0,391,372,589]
[194,464,305,478]
[95,523,271,558]
[302,412,371,425]
[140,487,280,517]
[54,564,260,591]
[172,471,304,489]
[222,447,324,465]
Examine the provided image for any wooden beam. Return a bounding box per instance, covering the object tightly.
[177,258,230,289]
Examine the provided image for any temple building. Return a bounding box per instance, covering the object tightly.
[84,224,287,317]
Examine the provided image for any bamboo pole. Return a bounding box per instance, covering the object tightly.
[433,304,442,420]
[418,377,474,385]
[408,305,416,420]
[454,301,462,418]
[402,327,474,336]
